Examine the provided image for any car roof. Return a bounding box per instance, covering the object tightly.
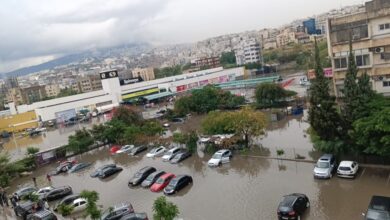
[319,154,334,160]
[168,147,180,152]
[160,173,174,179]
[215,149,229,154]
[33,209,55,217]
[174,175,189,180]
[339,161,356,166]
[139,166,155,173]
[280,194,304,207]
[369,196,390,211]
[73,198,87,203]
[112,202,132,210]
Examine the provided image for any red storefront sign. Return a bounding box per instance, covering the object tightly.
[176,85,187,92]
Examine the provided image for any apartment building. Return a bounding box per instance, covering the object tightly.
[276,27,297,47]
[327,0,390,96]
[235,39,261,65]
[132,67,155,81]
[45,84,61,97]
[6,85,47,105]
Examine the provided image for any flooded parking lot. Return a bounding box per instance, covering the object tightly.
[2,147,389,220]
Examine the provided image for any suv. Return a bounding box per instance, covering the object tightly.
[363,196,390,220]
[101,202,134,220]
[313,154,337,179]
[128,166,157,186]
[277,193,310,220]
[208,149,232,167]
[15,200,44,219]
[44,186,72,201]
[26,209,57,220]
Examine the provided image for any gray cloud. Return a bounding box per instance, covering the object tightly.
[0,0,364,73]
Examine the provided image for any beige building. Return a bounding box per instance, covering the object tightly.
[45,84,61,97]
[132,68,155,81]
[327,0,390,96]
[276,27,296,48]
[6,85,46,105]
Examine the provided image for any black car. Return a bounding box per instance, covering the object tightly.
[27,209,57,220]
[90,164,117,178]
[363,195,390,220]
[128,166,156,186]
[119,212,148,220]
[101,202,134,220]
[141,170,166,188]
[44,186,72,201]
[98,166,123,179]
[129,146,148,156]
[67,162,92,173]
[15,200,44,220]
[170,150,192,164]
[163,175,193,195]
[53,194,80,212]
[277,193,310,220]
[51,162,74,175]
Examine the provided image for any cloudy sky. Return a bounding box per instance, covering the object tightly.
[0,0,365,73]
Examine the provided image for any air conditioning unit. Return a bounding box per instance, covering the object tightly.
[373,47,385,53]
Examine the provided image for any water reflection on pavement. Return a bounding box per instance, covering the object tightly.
[3,147,390,220]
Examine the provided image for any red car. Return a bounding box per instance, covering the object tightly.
[150,173,176,192]
[110,145,121,155]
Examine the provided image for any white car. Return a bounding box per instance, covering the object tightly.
[70,198,88,213]
[162,147,181,161]
[200,136,211,143]
[34,186,54,198]
[116,145,135,154]
[208,149,232,167]
[146,146,166,158]
[337,161,359,178]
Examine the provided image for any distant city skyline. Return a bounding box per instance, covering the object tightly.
[0,0,365,73]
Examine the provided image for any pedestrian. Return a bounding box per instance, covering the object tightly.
[10,195,17,209]
[0,195,3,208]
[46,174,51,183]
[1,191,8,207]
[32,177,37,187]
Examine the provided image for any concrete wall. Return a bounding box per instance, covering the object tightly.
[0,111,38,132]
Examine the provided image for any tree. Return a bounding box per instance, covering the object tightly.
[67,128,94,153]
[172,131,198,153]
[255,83,296,108]
[190,85,220,113]
[112,106,141,125]
[90,124,107,143]
[341,36,360,130]
[308,38,341,141]
[202,107,267,148]
[153,196,179,220]
[0,153,25,187]
[220,51,236,66]
[80,190,101,220]
[103,119,127,144]
[174,96,192,116]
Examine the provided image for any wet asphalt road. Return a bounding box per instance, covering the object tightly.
[2,146,390,220]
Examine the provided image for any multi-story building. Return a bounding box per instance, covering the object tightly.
[327,0,390,96]
[276,27,297,47]
[303,18,317,35]
[45,84,61,97]
[6,85,47,105]
[235,39,261,65]
[192,57,221,68]
[132,67,155,81]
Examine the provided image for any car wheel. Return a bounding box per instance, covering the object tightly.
[218,162,222,166]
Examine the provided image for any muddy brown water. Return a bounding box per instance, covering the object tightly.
[2,146,389,220]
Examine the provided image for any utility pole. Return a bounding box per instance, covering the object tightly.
[260,34,265,75]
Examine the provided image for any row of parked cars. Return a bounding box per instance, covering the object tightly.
[313,154,359,179]
[128,166,193,195]
[14,184,148,220]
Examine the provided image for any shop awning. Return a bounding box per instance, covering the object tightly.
[144,91,174,101]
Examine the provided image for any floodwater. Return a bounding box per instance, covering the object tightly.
[2,147,390,220]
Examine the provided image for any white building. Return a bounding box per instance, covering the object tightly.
[235,39,261,65]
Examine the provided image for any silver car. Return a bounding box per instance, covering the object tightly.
[313,154,337,179]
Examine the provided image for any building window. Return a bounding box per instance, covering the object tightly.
[379,23,390,30]
[356,54,370,66]
[334,57,347,69]
[383,81,390,87]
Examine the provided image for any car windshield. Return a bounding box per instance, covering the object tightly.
[212,154,222,159]
[173,154,182,159]
[145,174,155,181]
[366,210,390,220]
[169,178,178,186]
[339,166,351,171]
[317,161,329,168]
[134,172,142,178]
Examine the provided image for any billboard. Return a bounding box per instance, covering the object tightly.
[121,88,159,100]
[55,109,76,124]
[176,85,187,92]
[199,80,209,86]
[308,68,333,79]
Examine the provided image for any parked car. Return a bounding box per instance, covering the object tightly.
[162,147,181,161]
[146,146,166,158]
[141,171,166,188]
[90,164,117,178]
[15,200,44,219]
[170,150,192,164]
[53,194,80,212]
[313,154,337,179]
[129,146,148,156]
[15,186,37,200]
[110,145,121,155]
[172,118,184,123]
[163,123,170,128]
[26,209,58,220]
[150,173,176,192]
[33,186,54,198]
[44,186,72,201]
[68,162,92,173]
[199,136,211,143]
[98,166,123,179]
[337,161,359,178]
[129,166,157,186]
[116,145,135,154]
[163,175,193,195]
[51,161,76,175]
[277,193,310,220]
[362,195,390,220]
[208,149,232,167]
[101,202,134,220]
[119,213,148,220]
[67,198,88,214]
